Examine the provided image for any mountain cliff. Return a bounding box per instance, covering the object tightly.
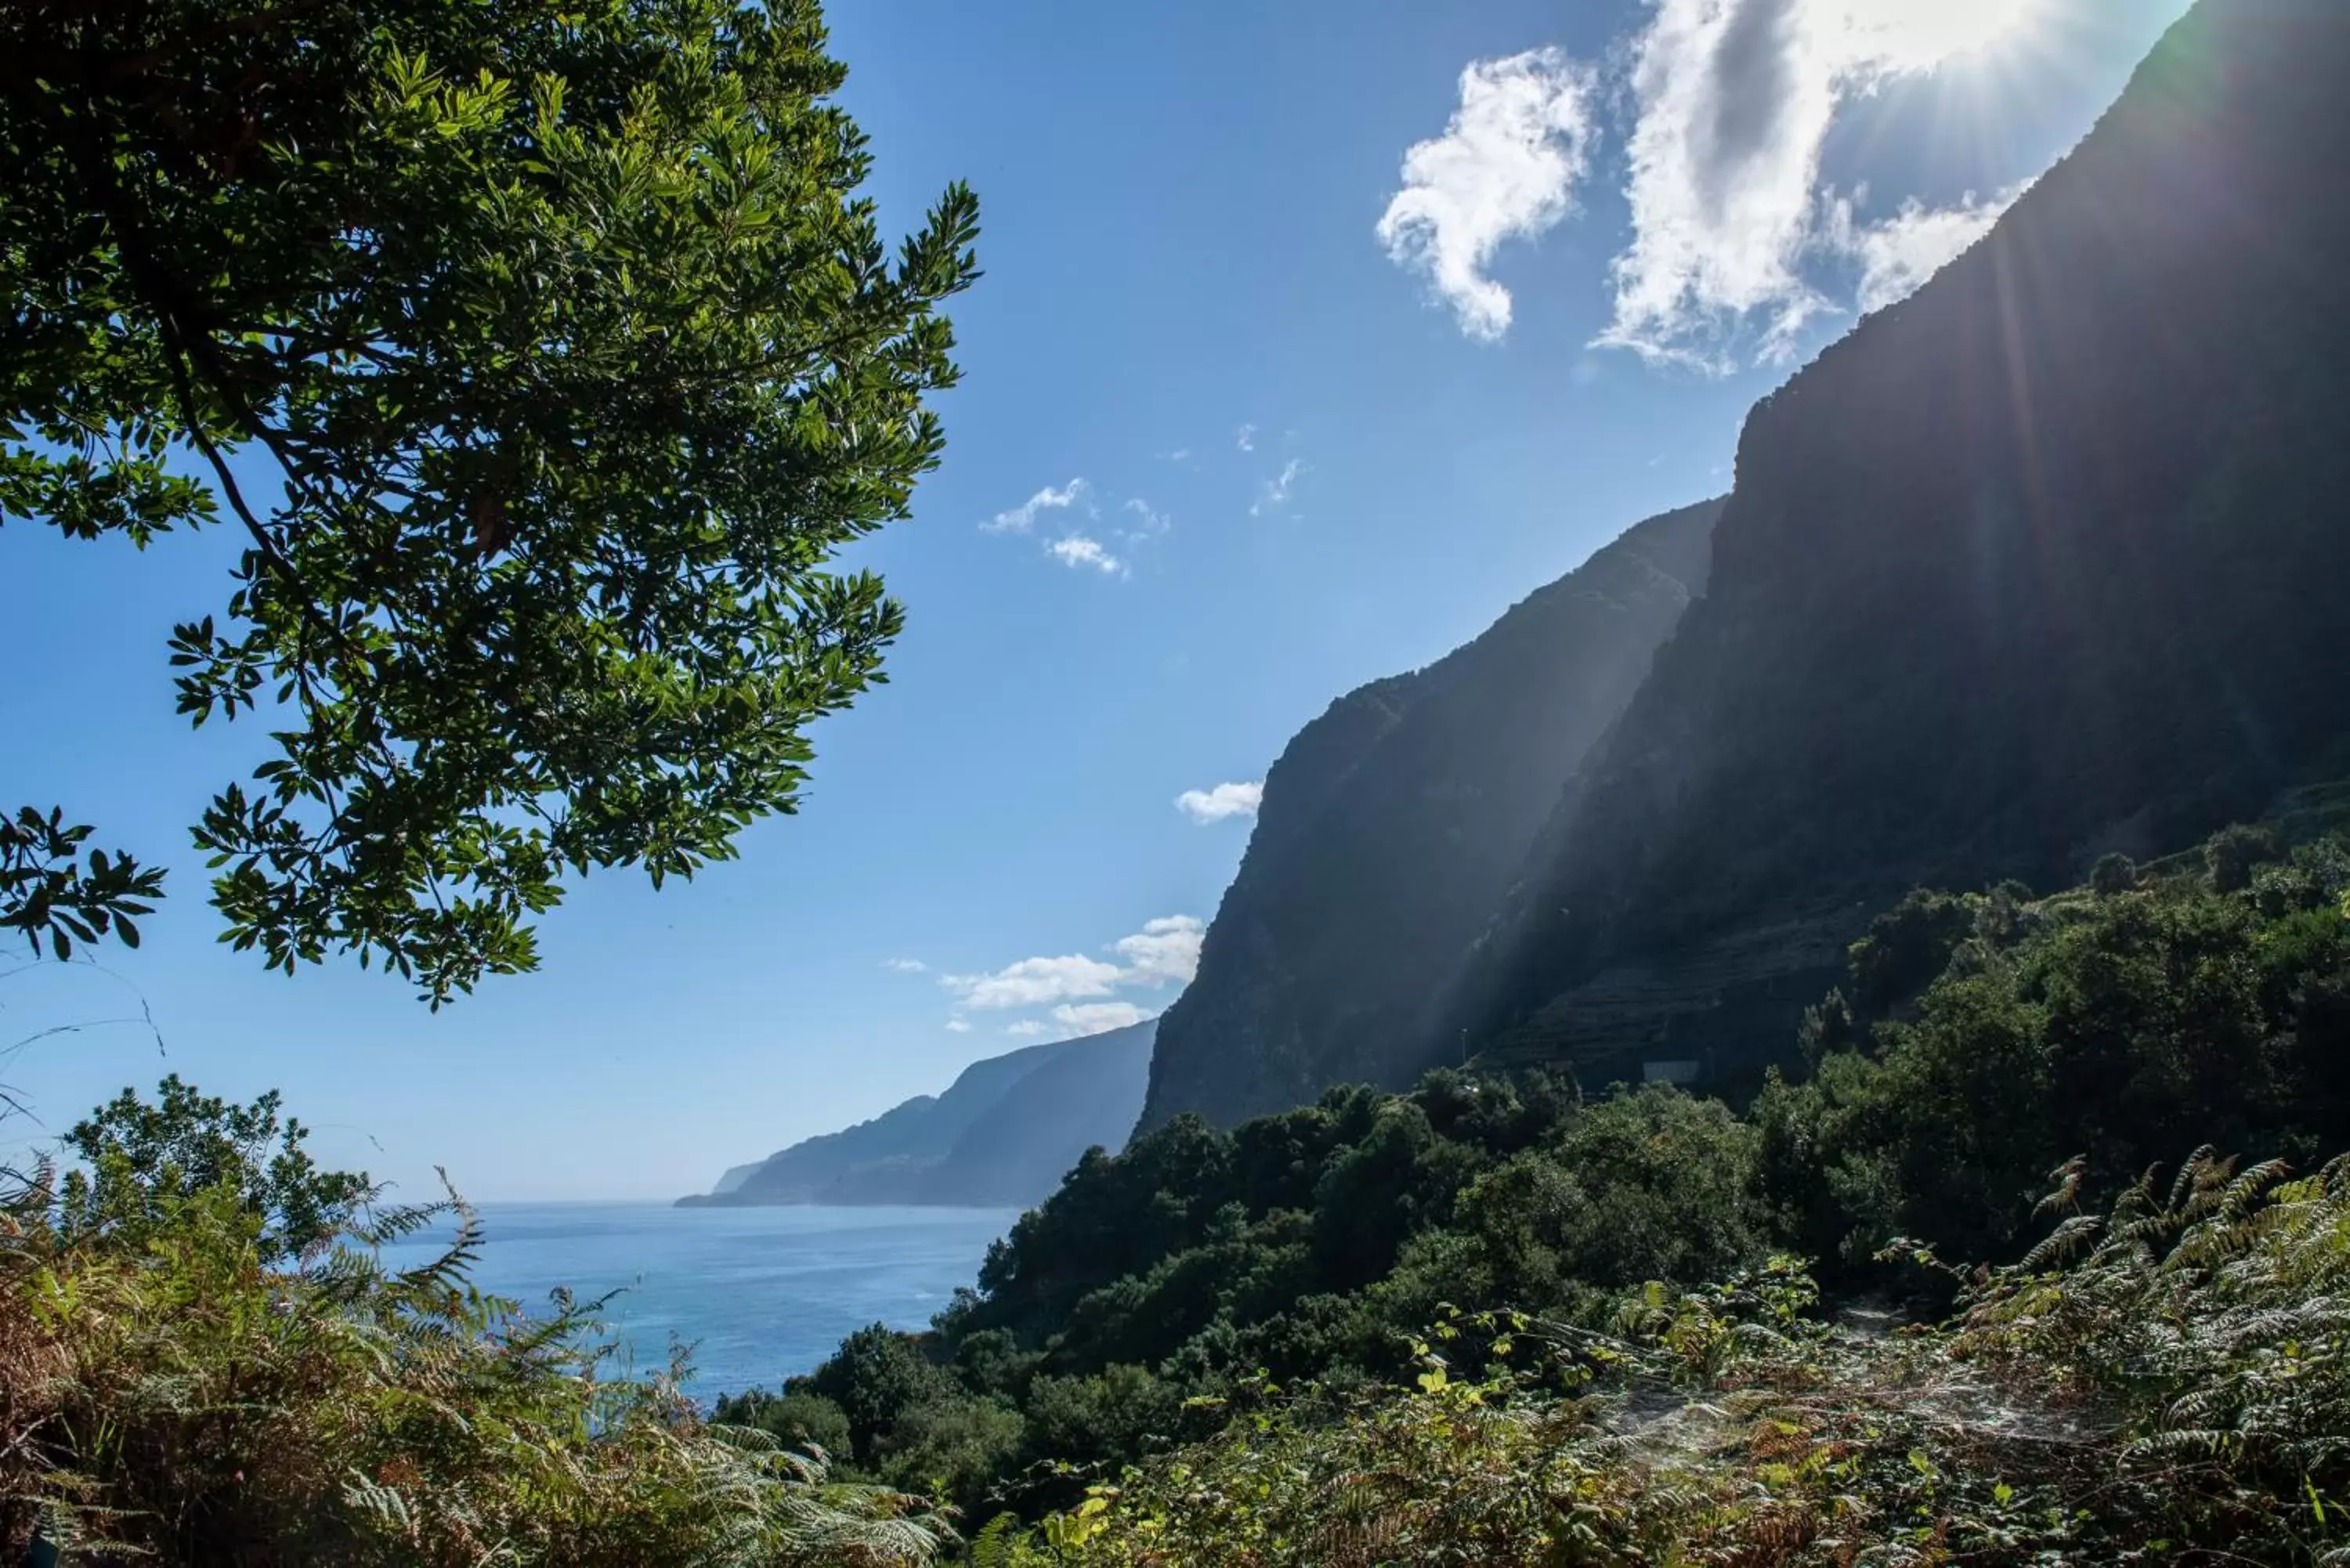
[1466,0,2350,1088]
[679,1020,1155,1209]
[1140,0,2350,1125]
[1141,498,1722,1129]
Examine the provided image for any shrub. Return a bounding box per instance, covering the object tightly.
[0,1085,948,1566]
[2207,821,2282,892]
[712,1389,856,1465]
[995,1155,2350,1565]
[2090,851,2138,895]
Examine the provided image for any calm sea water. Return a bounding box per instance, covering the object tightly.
[376,1202,1018,1398]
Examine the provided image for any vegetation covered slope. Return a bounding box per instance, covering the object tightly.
[1142,497,1721,1129]
[1469,0,2350,1089]
[986,1155,2350,1566]
[0,1082,946,1566]
[771,823,2350,1541]
[685,1021,1155,1209]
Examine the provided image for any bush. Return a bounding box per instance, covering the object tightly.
[711,1389,855,1464]
[803,1326,960,1463]
[1021,1366,1180,1472]
[2207,821,2281,892]
[880,1396,1026,1516]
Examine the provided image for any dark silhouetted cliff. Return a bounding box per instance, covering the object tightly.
[1141,499,1721,1128]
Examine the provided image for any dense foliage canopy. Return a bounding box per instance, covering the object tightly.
[0,0,978,1000]
[982,1154,2350,1564]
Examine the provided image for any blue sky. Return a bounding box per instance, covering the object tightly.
[2,0,2188,1199]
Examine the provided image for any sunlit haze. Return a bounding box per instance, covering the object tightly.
[1842,0,2048,69]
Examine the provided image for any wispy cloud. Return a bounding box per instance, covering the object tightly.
[1829,183,2026,315]
[942,916,1202,1036]
[983,479,1092,535]
[1004,1021,1049,1038]
[985,478,1163,577]
[1175,781,1264,825]
[1045,533,1126,576]
[945,1018,972,1033]
[1050,1001,1153,1036]
[1235,423,1259,453]
[1123,498,1171,540]
[883,956,928,974]
[942,953,1127,1011]
[1251,459,1305,518]
[1377,48,1599,342]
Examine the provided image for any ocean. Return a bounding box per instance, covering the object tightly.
[375,1201,1019,1399]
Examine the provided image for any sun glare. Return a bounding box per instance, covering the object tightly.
[1836,0,2046,72]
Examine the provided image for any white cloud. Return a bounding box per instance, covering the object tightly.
[1159,447,1193,464]
[1235,424,1258,452]
[1045,533,1126,576]
[1004,1021,1049,1038]
[945,1018,972,1033]
[1112,916,1204,988]
[1829,184,2024,314]
[1123,498,1170,540]
[1051,1002,1155,1036]
[1599,0,1838,367]
[883,956,927,974]
[944,916,1203,1033]
[1175,781,1264,825]
[1251,459,1305,517]
[942,953,1127,1011]
[1377,48,1599,342]
[984,481,1155,576]
[984,479,1091,535]
[1596,0,2041,369]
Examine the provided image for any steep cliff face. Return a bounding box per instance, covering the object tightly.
[1473,0,2350,1088]
[680,1020,1156,1208]
[1141,498,1722,1129]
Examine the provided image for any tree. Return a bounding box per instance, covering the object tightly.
[2207,823,2281,894]
[1,0,979,1002]
[55,1073,375,1263]
[804,1324,957,1461]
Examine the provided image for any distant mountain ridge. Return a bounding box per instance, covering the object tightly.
[1141,498,1721,1129]
[679,1020,1155,1209]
